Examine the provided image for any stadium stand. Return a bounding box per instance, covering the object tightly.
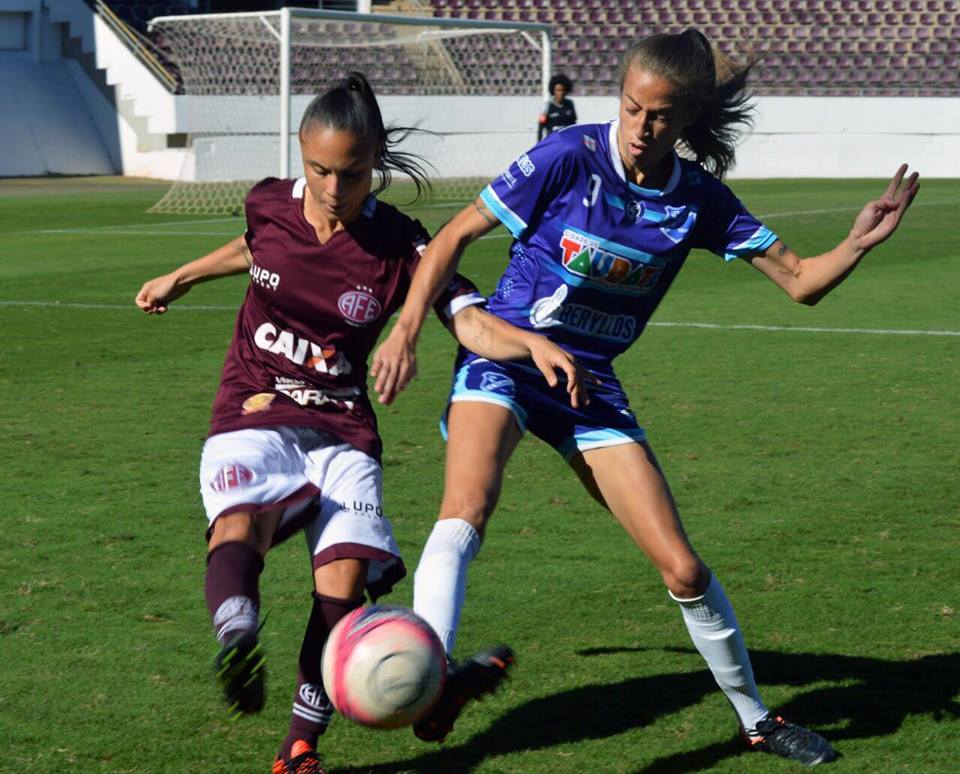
[424,0,960,97]
[87,0,960,97]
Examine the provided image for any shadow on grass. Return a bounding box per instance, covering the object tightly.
[331,649,960,773]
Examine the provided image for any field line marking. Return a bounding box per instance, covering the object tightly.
[0,300,237,311]
[11,199,957,238]
[22,217,243,235]
[2,299,957,337]
[18,229,241,237]
[647,321,960,336]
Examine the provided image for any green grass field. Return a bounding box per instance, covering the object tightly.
[1,175,958,773]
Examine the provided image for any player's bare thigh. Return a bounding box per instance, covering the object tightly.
[573,441,709,598]
[439,400,523,540]
[209,509,283,556]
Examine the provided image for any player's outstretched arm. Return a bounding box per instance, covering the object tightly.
[447,305,592,408]
[747,164,919,306]
[372,198,501,404]
[135,235,252,314]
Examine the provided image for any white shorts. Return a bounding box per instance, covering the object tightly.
[199,426,405,598]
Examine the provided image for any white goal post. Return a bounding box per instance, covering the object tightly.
[148,8,552,214]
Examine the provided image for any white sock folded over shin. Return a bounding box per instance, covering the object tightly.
[671,575,769,732]
[413,518,481,656]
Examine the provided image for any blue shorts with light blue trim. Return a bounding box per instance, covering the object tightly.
[442,355,646,459]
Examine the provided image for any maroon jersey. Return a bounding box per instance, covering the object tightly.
[209,177,481,460]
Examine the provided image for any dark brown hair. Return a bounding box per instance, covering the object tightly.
[299,71,431,201]
[618,29,756,179]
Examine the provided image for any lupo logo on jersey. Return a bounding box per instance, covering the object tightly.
[338,286,381,326]
[559,229,662,290]
[250,263,280,290]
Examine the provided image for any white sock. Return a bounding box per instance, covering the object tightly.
[671,575,769,732]
[413,519,481,656]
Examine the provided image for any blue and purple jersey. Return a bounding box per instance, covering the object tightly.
[477,121,778,376]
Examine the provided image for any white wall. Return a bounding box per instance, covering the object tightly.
[166,93,960,184]
[0,0,189,178]
[574,95,960,179]
[0,53,115,175]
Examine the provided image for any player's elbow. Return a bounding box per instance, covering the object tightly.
[778,268,819,306]
[784,282,825,306]
[790,287,820,306]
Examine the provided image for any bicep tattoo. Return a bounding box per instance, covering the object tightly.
[472,198,497,226]
[237,237,253,266]
[471,317,494,351]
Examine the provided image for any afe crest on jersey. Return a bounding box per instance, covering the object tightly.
[338,285,381,326]
[210,464,255,492]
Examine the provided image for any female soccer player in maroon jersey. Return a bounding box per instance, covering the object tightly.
[371,30,919,766]
[136,72,582,774]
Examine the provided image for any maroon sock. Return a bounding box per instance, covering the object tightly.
[204,541,264,642]
[278,592,362,760]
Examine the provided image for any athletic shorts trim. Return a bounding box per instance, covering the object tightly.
[444,358,646,460]
[443,393,528,438]
[556,427,648,459]
[211,482,320,526]
[311,543,406,602]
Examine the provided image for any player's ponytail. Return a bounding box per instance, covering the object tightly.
[299,72,432,202]
[618,29,756,179]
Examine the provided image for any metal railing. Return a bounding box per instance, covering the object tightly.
[90,0,179,93]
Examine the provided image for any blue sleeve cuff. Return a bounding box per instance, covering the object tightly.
[723,226,778,262]
[480,185,528,239]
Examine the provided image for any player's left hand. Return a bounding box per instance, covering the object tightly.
[371,324,417,405]
[850,164,920,251]
[525,334,596,409]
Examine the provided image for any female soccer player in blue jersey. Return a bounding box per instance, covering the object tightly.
[136,73,581,774]
[371,29,919,765]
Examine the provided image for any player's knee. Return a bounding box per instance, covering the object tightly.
[314,557,368,600]
[440,491,496,529]
[661,558,709,599]
[438,491,494,536]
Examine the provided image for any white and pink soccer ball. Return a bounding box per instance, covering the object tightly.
[321,604,447,729]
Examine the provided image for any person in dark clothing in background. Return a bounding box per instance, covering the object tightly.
[538,73,577,141]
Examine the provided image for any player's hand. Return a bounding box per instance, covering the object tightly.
[135,273,190,314]
[850,164,920,252]
[524,333,595,409]
[371,324,417,405]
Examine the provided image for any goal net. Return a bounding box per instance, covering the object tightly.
[148,8,551,214]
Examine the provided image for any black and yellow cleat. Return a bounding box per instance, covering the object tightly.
[214,629,266,718]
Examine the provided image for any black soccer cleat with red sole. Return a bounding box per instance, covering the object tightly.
[413,644,515,743]
[744,715,839,766]
[214,629,266,718]
[272,740,326,774]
